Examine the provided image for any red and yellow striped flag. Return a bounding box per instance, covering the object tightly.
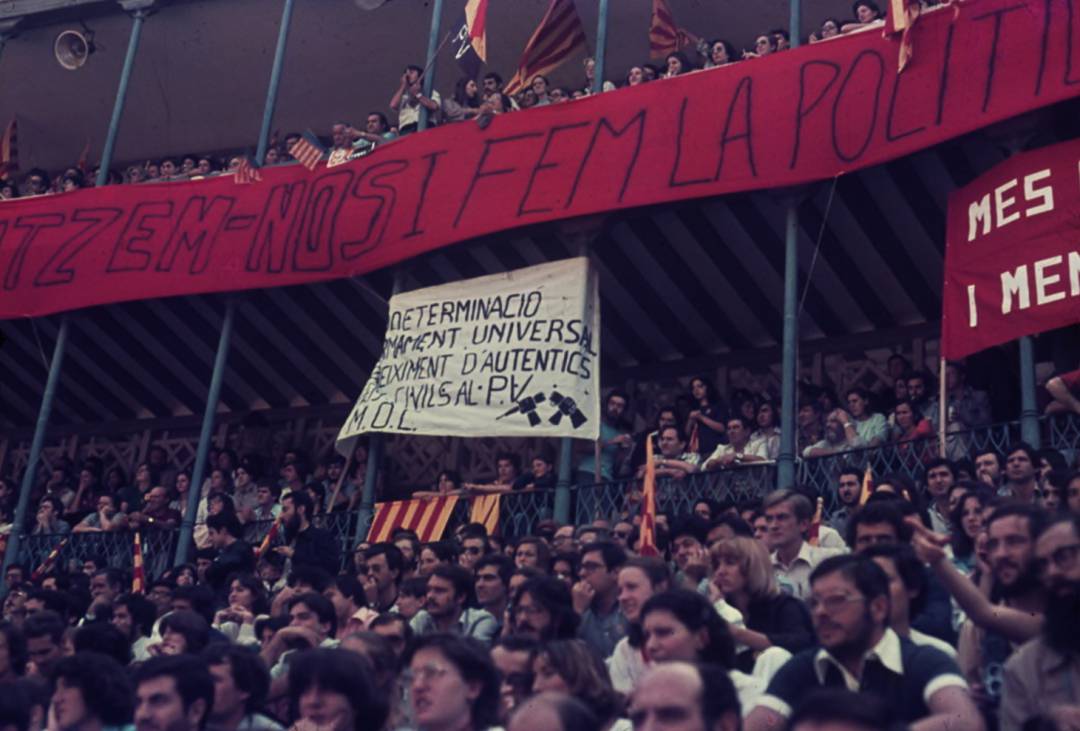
[649,0,696,59]
[884,0,923,72]
[256,518,282,559]
[132,532,145,593]
[367,496,460,543]
[858,465,875,506]
[469,494,501,536]
[638,432,660,556]
[504,0,587,95]
[31,536,69,581]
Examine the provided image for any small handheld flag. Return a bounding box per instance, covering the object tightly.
[639,431,660,557]
[234,156,263,185]
[859,465,875,506]
[505,0,587,95]
[289,131,326,172]
[31,536,70,581]
[256,518,282,559]
[808,497,824,546]
[132,532,146,593]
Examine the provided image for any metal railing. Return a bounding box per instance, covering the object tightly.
[13,414,1078,580]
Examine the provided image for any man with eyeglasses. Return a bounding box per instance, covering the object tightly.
[573,541,628,659]
[458,528,489,571]
[1001,515,1080,731]
[745,555,981,731]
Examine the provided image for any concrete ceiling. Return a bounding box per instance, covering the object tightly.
[0,0,857,173]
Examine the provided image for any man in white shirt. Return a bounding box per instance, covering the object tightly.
[763,489,845,599]
[705,417,770,470]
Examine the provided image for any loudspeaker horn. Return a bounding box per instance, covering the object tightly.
[54,29,95,71]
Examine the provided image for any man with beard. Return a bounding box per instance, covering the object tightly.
[577,390,632,485]
[1001,515,1080,731]
[134,656,215,731]
[511,576,578,641]
[911,505,1048,720]
[410,565,497,645]
[829,468,863,540]
[744,555,981,731]
[275,491,338,577]
[802,409,864,458]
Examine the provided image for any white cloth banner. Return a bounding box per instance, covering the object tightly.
[336,257,600,447]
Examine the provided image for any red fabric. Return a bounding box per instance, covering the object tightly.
[1059,368,1080,393]
[942,136,1080,358]
[1,0,1077,320]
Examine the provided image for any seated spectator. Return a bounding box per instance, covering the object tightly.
[514,537,550,572]
[419,541,458,576]
[744,555,980,731]
[410,565,497,645]
[0,621,26,681]
[763,489,844,600]
[157,609,212,656]
[512,576,579,641]
[948,485,993,575]
[844,387,889,446]
[286,647,385,731]
[1045,363,1080,415]
[609,557,670,693]
[530,640,626,728]
[342,112,398,160]
[204,513,255,594]
[639,589,763,712]
[112,592,159,661]
[33,496,70,535]
[50,652,133,731]
[891,398,934,447]
[663,51,692,78]
[508,693,597,731]
[803,409,864,457]
[703,39,737,68]
[529,75,552,105]
[130,486,182,530]
[396,576,430,620]
[74,493,127,533]
[415,470,463,499]
[465,453,521,495]
[202,644,281,731]
[573,540,627,659]
[624,66,646,87]
[973,447,1004,492]
[742,33,776,59]
[796,401,824,455]
[786,688,893,731]
[390,64,441,134]
[513,452,557,491]
[1001,442,1041,504]
[704,417,769,470]
[771,29,791,50]
[628,663,742,731]
[863,543,958,659]
[748,402,781,461]
[443,76,483,120]
[22,169,48,196]
[842,0,885,32]
[934,361,992,431]
[1000,515,1080,730]
[404,634,500,731]
[635,426,699,480]
[711,537,815,673]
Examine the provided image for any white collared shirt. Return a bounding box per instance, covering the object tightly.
[771,541,846,600]
[812,627,905,691]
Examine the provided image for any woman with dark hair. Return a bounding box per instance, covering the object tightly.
[156,609,210,655]
[639,589,765,711]
[404,634,501,731]
[213,573,270,644]
[686,376,728,458]
[810,17,842,42]
[705,39,737,68]
[414,470,463,499]
[624,66,646,87]
[844,0,884,31]
[289,647,387,731]
[663,51,692,78]
[609,558,670,693]
[530,640,626,730]
[892,399,934,459]
[443,78,483,122]
[949,486,994,576]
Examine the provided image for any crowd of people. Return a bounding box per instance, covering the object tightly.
[0,1,935,200]
[0,429,1079,731]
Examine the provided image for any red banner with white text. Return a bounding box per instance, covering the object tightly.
[2,0,1079,319]
[942,137,1080,359]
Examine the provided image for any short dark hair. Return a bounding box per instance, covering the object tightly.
[923,457,955,482]
[431,563,474,601]
[809,554,890,605]
[580,540,627,572]
[206,512,244,537]
[474,554,514,586]
[709,514,754,539]
[364,543,405,584]
[288,592,338,637]
[846,501,910,547]
[171,585,216,624]
[670,516,710,545]
[483,71,504,85]
[287,565,332,593]
[73,623,132,666]
[202,644,270,715]
[25,589,70,619]
[403,635,500,730]
[698,663,742,728]
[115,593,158,638]
[282,489,314,516]
[133,655,215,729]
[790,688,900,730]
[159,610,211,654]
[862,543,929,618]
[38,495,63,515]
[400,576,429,599]
[1006,441,1039,467]
[986,502,1047,539]
[51,652,134,725]
[0,622,27,675]
[22,610,64,644]
[369,612,413,645]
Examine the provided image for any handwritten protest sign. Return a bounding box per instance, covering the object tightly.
[337,258,600,445]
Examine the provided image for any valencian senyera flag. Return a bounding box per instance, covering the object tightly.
[367,496,461,543]
[504,0,587,95]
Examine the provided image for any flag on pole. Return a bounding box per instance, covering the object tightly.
[76,140,92,176]
[638,431,660,556]
[234,156,263,185]
[366,496,461,543]
[30,536,69,582]
[0,118,18,180]
[288,131,326,172]
[453,0,489,79]
[256,518,282,559]
[469,494,501,536]
[649,0,696,59]
[504,0,587,95]
[884,0,923,72]
[808,497,824,546]
[132,532,146,593]
[858,465,875,506]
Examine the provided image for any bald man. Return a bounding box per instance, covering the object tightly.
[629,663,741,731]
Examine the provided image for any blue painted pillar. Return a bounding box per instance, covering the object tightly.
[419,0,445,131]
[255,0,296,165]
[592,0,610,93]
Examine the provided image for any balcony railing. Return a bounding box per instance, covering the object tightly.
[13,413,1078,578]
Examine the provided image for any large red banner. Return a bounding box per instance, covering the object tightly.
[942,137,1080,359]
[2,0,1078,319]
